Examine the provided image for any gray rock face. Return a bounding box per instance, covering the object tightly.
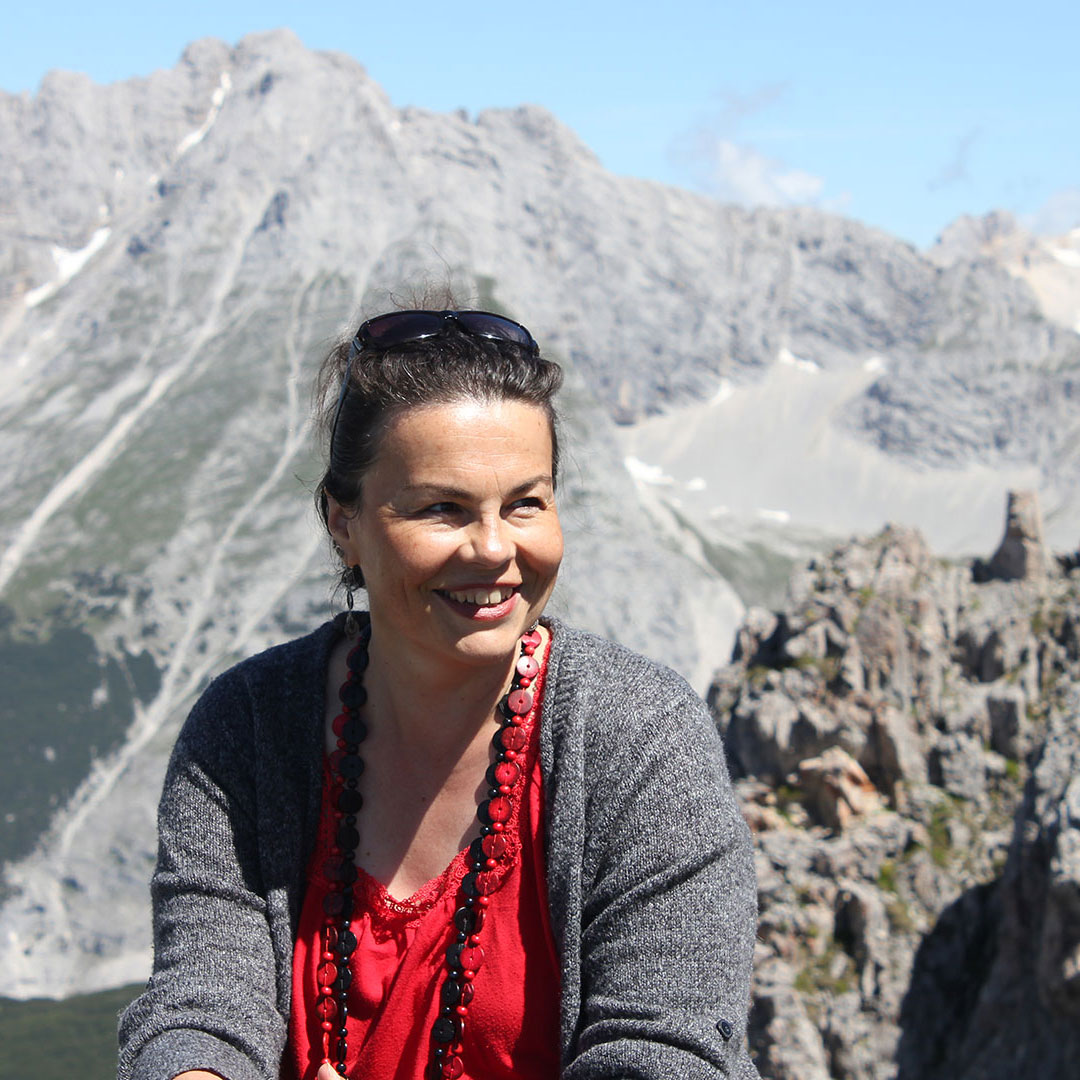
[710,514,1080,1077]
[986,489,1053,583]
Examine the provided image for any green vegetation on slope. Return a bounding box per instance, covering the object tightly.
[0,606,160,868]
[0,983,141,1080]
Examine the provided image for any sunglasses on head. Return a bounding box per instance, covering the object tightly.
[355,309,539,355]
[330,310,540,455]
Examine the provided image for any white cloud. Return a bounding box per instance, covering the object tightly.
[1025,187,1080,236]
[707,138,825,206]
[671,84,834,209]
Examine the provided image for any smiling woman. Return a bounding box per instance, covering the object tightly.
[118,304,761,1080]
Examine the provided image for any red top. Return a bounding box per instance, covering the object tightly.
[284,646,560,1080]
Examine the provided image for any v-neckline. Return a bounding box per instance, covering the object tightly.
[316,632,551,919]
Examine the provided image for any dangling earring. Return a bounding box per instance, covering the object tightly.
[344,564,364,637]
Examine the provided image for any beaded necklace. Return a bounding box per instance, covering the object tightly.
[319,624,543,1080]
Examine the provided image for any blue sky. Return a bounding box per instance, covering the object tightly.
[5,1,1078,248]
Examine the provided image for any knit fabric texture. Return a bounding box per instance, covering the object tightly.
[118,616,761,1079]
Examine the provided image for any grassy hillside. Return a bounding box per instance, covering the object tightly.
[0,983,140,1080]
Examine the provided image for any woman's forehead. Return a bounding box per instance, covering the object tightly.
[370,399,554,489]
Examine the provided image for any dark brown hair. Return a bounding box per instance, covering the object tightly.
[313,313,563,533]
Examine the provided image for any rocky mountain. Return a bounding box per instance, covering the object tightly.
[710,496,1080,1078]
[1,27,1078,1022]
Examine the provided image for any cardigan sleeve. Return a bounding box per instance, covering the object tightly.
[118,671,287,1080]
[561,668,761,1079]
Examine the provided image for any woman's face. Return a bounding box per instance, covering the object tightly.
[328,397,563,671]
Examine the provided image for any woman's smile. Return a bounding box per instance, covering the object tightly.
[327,397,563,668]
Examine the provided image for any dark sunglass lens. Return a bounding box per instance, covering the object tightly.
[358,311,444,347]
[455,312,537,351]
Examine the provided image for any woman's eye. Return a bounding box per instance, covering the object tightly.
[422,502,460,515]
[510,497,544,512]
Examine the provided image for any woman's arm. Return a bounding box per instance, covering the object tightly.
[554,655,760,1079]
[118,673,288,1080]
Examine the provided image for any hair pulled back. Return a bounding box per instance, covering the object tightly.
[314,316,564,533]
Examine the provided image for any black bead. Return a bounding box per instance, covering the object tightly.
[468,838,485,865]
[338,754,365,780]
[337,788,363,814]
[477,801,492,826]
[339,681,368,709]
[461,872,479,898]
[338,929,357,956]
[336,824,360,851]
[431,1016,458,1044]
[441,979,463,1006]
[453,906,476,934]
[445,942,463,968]
[716,1018,734,1040]
[340,716,368,743]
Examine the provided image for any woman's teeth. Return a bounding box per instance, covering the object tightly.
[446,587,515,606]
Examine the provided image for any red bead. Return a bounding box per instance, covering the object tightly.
[469,934,481,946]
[477,896,490,908]
[485,857,497,869]
[522,629,541,648]
[318,961,338,986]
[322,1021,333,1032]
[442,1056,464,1078]
[492,822,505,833]
[519,677,532,689]
[516,655,540,679]
[482,834,508,858]
[476,871,500,895]
[504,750,519,762]
[463,970,475,981]
[506,689,533,715]
[487,796,512,823]
[493,761,520,787]
[318,997,338,1020]
[499,727,526,752]
[455,1005,468,1016]
[332,713,349,737]
[498,785,511,795]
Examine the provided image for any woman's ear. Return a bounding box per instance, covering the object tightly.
[325,494,356,557]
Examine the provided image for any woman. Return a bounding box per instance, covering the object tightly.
[119,308,760,1080]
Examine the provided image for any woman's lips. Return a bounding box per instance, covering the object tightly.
[435,587,520,621]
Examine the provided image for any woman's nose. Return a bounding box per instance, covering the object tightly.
[466,515,512,565]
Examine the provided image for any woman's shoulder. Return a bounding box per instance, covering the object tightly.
[544,616,704,719]
[176,617,344,755]
[198,616,343,703]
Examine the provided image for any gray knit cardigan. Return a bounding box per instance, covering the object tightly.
[118,616,761,1079]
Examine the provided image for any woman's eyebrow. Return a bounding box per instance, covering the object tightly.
[401,476,554,500]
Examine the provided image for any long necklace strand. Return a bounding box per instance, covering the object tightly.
[319,625,542,1080]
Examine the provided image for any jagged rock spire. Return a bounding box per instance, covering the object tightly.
[987,490,1053,582]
